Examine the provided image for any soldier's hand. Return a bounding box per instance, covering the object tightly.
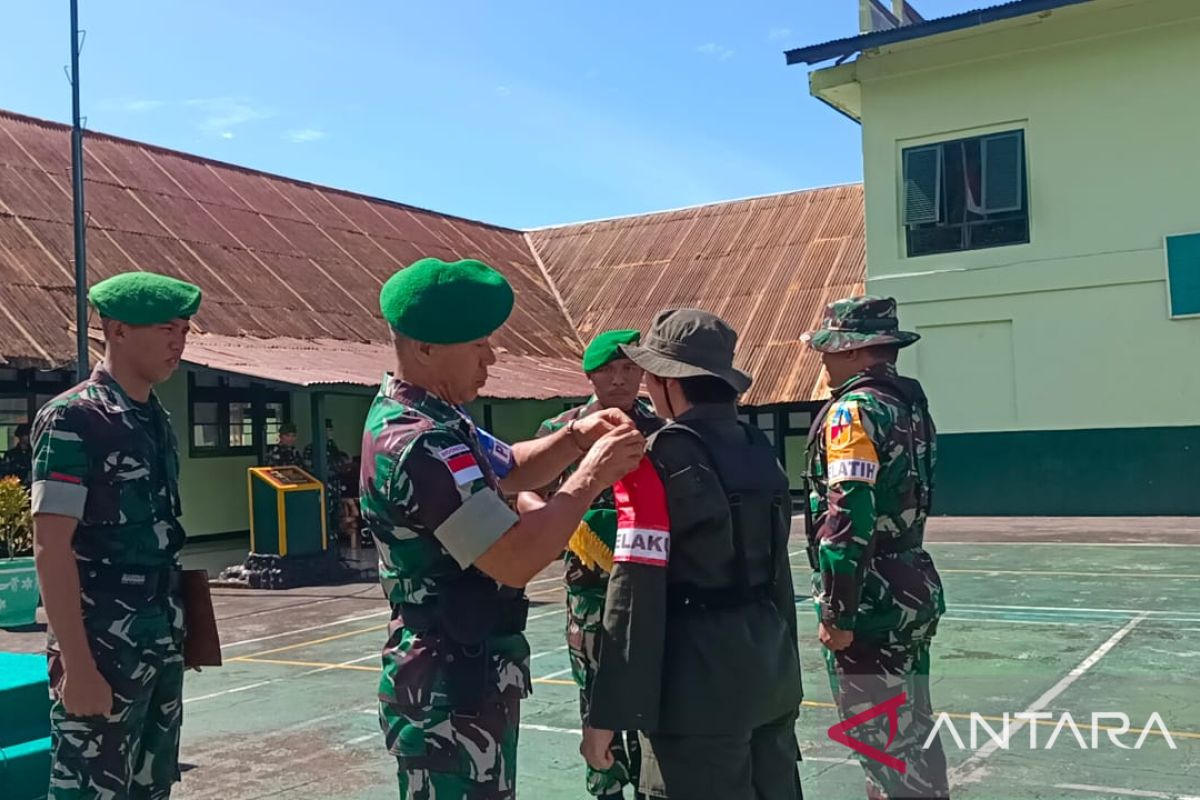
[578,425,645,486]
[819,622,854,652]
[61,663,114,717]
[573,408,634,447]
[581,726,615,770]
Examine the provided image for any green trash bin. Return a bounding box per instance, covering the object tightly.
[247,466,327,557]
[0,557,40,629]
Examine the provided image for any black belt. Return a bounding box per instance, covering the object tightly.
[399,596,529,639]
[874,532,923,556]
[668,582,771,611]
[77,564,180,602]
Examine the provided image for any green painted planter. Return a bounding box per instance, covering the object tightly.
[0,557,40,628]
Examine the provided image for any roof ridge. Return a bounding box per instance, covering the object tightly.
[526,182,862,232]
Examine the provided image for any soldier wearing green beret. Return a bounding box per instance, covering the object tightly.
[31,270,200,799]
[265,421,304,468]
[532,329,663,799]
[360,257,646,799]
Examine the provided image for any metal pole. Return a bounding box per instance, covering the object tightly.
[69,0,90,381]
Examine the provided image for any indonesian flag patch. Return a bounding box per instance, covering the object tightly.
[612,457,670,567]
[438,444,483,485]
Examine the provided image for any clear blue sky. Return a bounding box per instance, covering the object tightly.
[2,1,984,229]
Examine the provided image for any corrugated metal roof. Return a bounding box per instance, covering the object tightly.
[784,0,1094,65]
[0,110,867,406]
[0,110,582,398]
[181,334,591,399]
[527,187,866,406]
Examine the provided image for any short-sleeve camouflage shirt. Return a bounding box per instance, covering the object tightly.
[360,375,529,745]
[31,366,185,569]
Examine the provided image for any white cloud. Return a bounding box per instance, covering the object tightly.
[696,42,735,61]
[125,99,164,112]
[96,98,164,114]
[185,97,274,137]
[768,27,793,41]
[286,128,328,144]
[495,86,512,97]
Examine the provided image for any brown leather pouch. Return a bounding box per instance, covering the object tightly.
[181,569,222,668]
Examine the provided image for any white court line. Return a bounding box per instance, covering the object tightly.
[538,666,574,680]
[925,541,1200,548]
[528,607,565,622]
[531,645,569,660]
[220,609,391,649]
[185,681,272,705]
[516,724,857,767]
[949,611,1149,787]
[940,616,1111,627]
[345,732,379,746]
[955,602,1200,618]
[186,654,380,705]
[1055,784,1200,800]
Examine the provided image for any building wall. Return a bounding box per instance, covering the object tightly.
[849,0,1200,513]
[163,369,376,538]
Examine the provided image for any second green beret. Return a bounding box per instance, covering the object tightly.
[583,329,641,373]
[380,258,514,345]
[88,271,202,325]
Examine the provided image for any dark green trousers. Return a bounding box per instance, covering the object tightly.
[638,713,801,799]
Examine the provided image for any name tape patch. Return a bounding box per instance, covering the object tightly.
[828,458,879,485]
[613,528,670,566]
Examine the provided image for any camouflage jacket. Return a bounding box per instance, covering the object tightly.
[264,443,304,468]
[360,376,530,718]
[536,397,662,591]
[805,363,945,643]
[31,366,185,570]
[535,397,661,725]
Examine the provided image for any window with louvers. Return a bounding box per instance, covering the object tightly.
[901,130,1029,257]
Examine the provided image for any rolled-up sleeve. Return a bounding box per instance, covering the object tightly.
[31,405,89,519]
[396,432,517,568]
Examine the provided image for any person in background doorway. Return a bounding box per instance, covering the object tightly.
[2,422,33,488]
[264,421,304,467]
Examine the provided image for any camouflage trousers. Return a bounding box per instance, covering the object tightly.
[383,694,521,799]
[48,596,184,800]
[566,587,640,797]
[824,638,948,800]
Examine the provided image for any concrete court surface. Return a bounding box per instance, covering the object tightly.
[2,517,1198,800]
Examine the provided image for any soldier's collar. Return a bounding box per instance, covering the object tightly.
[92,365,161,415]
[676,401,738,422]
[839,362,898,392]
[380,374,462,424]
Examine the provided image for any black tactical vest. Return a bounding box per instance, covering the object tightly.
[657,418,791,610]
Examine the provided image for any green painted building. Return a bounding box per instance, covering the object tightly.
[788,0,1200,514]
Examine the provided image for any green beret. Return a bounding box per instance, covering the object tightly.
[88,271,202,325]
[278,422,297,435]
[380,258,514,344]
[583,329,640,373]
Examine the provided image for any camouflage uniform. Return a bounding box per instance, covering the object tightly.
[305,437,350,528]
[360,376,529,800]
[535,397,662,798]
[3,438,33,488]
[264,442,304,468]
[32,365,187,800]
[803,297,948,800]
